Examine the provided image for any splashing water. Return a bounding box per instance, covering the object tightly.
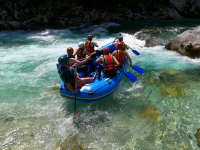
[1,19,200,149]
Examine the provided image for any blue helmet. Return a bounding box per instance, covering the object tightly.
[58,55,69,65]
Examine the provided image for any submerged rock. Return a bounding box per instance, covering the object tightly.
[160,85,186,98]
[195,128,200,145]
[165,25,200,58]
[52,136,84,150]
[46,86,59,91]
[139,109,159,121]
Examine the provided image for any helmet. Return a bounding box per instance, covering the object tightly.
[78,42,84,48]
[117,42,123,48]
[118,36,123,42]
[87,34,93,40]
[104,47,110,53]
[58,55,69,65]
[67,47,74,53]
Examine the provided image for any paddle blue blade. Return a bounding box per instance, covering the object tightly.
[132,65,144,74]
[56,64,60,69]
[124,71,137,83]
[132,50,140,56]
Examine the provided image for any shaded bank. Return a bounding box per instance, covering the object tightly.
[1,0,200,31]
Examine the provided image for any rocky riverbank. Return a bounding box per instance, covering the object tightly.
[0,0,200,31]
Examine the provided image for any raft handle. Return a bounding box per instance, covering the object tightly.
[88,91,93,95]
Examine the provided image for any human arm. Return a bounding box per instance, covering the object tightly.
[91,41,98,47]
[77,55,91,65]
[125,51,132,66]
[112,50,117,57]
[85,48,91,56]
[95,55,104,63]
[113,56,119,66]
[82,49,86,55]
[74,50,77,56]
[64,83,77,93]
[125,44,130,49]
[112,37,118,45]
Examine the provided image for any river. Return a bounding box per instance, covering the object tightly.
[1,18,200,150]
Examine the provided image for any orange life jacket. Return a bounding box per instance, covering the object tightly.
[76,48,86,60]
[84,41,94,53]
[117,50,125,67]
[103,54,116,71]
[116,42,125,50]
[122,42,125,50]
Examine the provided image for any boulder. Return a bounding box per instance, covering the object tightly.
[135,29,159,47]
[169,0,200,17]
[165,25,200,58]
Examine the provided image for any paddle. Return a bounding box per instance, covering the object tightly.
[73,67,77,123]
[117,67,137,83]
[125,62,144,74]
[129,47,140,56]
[118,34,140,56]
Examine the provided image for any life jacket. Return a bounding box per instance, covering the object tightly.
[59,67,76,88]
[84,41,94,53]
[116,42,125,50]
[122,42,125,50]
[76,48,86,60]
[117,50,125,67]
[65,55,75,68]
[103,54,116,71]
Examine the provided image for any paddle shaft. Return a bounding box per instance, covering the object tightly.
[73,67,77,122]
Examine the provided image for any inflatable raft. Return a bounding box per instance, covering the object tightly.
[58,42,130,103]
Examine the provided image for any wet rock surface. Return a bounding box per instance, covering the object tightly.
[135,29,159,47]
[165,25,200,58]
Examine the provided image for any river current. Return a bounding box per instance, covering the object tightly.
[1,19,200,150]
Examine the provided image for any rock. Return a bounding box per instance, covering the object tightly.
[168,8,181,19]
[139,109,159,121]
[135,29,159,47]
[169,0,200,17]
[195,128,200,145]
[169,0,187,12]
[165,25,200,58]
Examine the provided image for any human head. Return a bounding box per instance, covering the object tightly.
[104,47,110,55]
[78,42,84,49]
[117,42,123,49]
[58,55,69,66]
[118,36,123,42]
[67,47,74,55]
[87,34,93,41]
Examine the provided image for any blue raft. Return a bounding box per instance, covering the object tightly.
[58,42,129,103]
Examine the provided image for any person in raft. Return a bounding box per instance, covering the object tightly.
[112,35,129,50]
[66,47,91,77]
[95,47,119,80]
[66,47,75,58]
[58,55,93,93]
[74,42,86,60]
[85,34,104,57]
[84,34,99,55]
[112,42,132,68]
[84,34,102,70]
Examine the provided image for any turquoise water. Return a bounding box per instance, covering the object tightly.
[1,19,200,149]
